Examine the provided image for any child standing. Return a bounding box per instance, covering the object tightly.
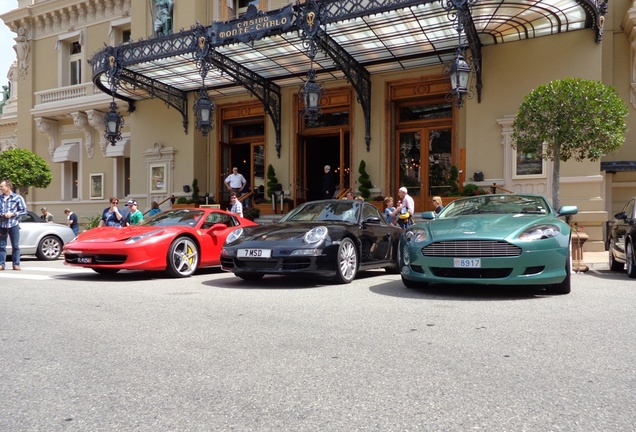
[384,196,397,225]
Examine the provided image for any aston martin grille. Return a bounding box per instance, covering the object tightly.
[422,241,521,257]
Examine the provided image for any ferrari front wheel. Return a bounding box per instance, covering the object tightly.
[333,237,358,284]
[167,236,199,278]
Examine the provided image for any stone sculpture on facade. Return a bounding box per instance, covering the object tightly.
[154,0,174,36]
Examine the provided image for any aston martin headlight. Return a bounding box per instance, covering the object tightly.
[225,228,244,244]
[404,226,428,243]
[518,224,560,241]
[304,226,328,244]
[124,229,163,244]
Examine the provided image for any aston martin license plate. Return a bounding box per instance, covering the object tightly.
[238,249,272,258]
[454,258,481,268]
[78,257,93,264]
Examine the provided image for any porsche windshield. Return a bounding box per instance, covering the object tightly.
[440,195,550,217]
[142,209,204,226]
[281,201,360,223]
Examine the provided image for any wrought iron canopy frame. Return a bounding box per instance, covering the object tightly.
[91,0,607,157]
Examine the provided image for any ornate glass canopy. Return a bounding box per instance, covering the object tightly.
[91,0,607,156]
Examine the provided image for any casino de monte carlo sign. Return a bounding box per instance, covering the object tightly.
[212,4,294,45]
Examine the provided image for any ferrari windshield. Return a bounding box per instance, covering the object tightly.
[441,195,551,217]
[280,201,360,223]
[141,209,204,227]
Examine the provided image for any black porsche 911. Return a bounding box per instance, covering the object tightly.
[220,199,403,283]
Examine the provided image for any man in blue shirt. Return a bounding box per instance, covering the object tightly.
[0,179,27,270]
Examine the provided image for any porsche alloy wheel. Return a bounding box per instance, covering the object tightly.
[36,235,63,260]
[167,236,199,278]
[333,237,358,284]
[626,241,636,279]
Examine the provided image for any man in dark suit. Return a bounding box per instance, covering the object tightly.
[322,165,336,199]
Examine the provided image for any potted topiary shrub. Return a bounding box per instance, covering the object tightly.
[244,206,261,221]
[357,160,373,200]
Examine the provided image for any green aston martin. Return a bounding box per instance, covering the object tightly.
[399,194,578,294]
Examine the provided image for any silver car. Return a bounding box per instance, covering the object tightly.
[4,211,76,260]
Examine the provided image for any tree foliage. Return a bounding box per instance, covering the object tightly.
[0,148,53,198]
[512,78,628,208]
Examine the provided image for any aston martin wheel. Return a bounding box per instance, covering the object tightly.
[92,268,120,275]
[546,239,572,295]
[166,236,199,278]
[36,235,62,260]
[333,237,358,284]
[609,248,624,271]
[237,272,265,281]
[626,241,636,278]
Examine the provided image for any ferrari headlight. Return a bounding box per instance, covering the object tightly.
[518,224,560,241]
[226,228,244,244]
[124,229,163,244]
[304,226,328,244]
[404,226,428,243]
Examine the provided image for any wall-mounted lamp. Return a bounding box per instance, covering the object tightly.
[441,0,478,108]
[103,51,124,146]
[194,87,215,136]
[301,68,323,122]
[448,49,471,108]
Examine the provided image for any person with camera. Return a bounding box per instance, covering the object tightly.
[0,179,27,270]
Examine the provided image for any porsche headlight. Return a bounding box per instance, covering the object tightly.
[304,226,328,244]
[404,226,428,243]
[226,228,244,244]
[124,229,163,244]
[518,224,560,241]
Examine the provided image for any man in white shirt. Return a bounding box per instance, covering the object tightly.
[396,186,415,228]
[224,167,246,195]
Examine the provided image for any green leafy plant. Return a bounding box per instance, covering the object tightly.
[190,178,203,204]
[357,160,373,199]
[82,213,102,230]
[266,164,280,199]
[512,77,628,208]
[0,148,52,199]
[244,206,261,221]
[176,196,188,204]
[461,183,486,196]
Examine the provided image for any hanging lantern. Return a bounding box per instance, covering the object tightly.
[194,87,215,136]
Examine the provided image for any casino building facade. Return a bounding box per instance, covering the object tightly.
[0,0,635,251]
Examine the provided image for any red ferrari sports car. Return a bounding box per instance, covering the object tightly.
[63,208,257,277]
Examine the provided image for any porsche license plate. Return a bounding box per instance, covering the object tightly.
[454,258,481,268]
[238,248,271,258]
[78,257,93,264]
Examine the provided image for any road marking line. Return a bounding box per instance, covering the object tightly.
[0,273,51,280]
